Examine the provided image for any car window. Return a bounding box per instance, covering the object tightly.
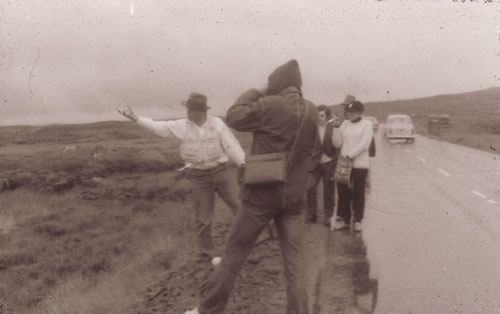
[387,116,411,124]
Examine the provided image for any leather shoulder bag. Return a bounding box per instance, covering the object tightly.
[243,101,309,185]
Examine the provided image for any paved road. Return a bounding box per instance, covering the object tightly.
[313,132,499,313]
[358,133,500,313]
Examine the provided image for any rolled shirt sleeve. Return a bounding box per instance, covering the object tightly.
[136,116,187,140]
[215,117,246,166]
[138,115,245,167]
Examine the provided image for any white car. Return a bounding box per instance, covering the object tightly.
[383,114,415,143]
[364,116,379,133]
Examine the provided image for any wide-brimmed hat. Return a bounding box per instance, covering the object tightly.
[182,92,210,110]
[342,94,356,105]
[345,100,364,113]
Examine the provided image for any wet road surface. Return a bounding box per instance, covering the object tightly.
[333,133,500,313]
[316,231,377,314]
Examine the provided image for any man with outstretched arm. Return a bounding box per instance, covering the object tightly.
[118,92,245,265]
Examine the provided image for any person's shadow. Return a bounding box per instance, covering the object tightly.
[316,232,378,314]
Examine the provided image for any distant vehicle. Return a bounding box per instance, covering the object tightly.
[383,114,415,143]
[364,116,379,133]
[428,114,450,125]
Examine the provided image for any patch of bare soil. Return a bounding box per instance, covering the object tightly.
[131,219,346,314]
[131,220,379,314]
[132,222,289,314]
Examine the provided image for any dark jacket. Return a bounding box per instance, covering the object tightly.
[226,60,318,211]
[310,121,339,171]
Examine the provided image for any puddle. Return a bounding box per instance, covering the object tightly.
[317,231,378,313]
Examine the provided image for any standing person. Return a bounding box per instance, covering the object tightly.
[339,95,376,192]
[117,92,245,264]
[306,105,340,227]
[340,95,356,121]
[332,101,373,232]
[184,60,318,314]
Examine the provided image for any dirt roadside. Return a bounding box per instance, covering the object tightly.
[131,219,376,314]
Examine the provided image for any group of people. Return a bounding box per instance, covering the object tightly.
[306,95,374,232]
[118,59,374,314]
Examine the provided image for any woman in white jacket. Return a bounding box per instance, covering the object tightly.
[332,101,373,232]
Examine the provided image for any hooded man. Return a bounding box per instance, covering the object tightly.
[185,60,318,314]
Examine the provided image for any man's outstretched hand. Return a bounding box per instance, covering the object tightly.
[117,105,138,122]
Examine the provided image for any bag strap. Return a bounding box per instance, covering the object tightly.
[287,95,309,159]
[283,96,309,204]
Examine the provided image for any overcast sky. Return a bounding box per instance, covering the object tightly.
[1,0,499,126]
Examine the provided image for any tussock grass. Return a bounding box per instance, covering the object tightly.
[0,190,57,232]
[0,118,235,314]
[0,179,194,313]
[36,229,193,314]
[1,143,184,193]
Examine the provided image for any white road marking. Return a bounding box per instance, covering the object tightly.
[437,169,450,177]
[130,4,134,16]
[418,157,426,162]
[472,191,488,199]
[487,200,497,204]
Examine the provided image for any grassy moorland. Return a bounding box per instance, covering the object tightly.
[0,86,497,313]
[0,120,254,314]
[0,123,202,314]
[361,87,500,153]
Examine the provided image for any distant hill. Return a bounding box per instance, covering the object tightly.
[363,86,500,124]
[327,87,500,153]
[0,121,158,145]
[1,88,498,152]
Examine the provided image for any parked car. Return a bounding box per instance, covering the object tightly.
[383,114,415,143]
[364,116,379,133]
[428,114,450,125]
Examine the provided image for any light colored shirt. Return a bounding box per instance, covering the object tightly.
[332,118,373,169]
[318,125,333,164]
[137,115,245,169]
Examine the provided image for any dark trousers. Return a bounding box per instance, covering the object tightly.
[306,160,335,220]
[198,200,309,314]
[336,168,368,224]
[188,164,240,257]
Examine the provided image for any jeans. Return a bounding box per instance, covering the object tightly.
[189,164,240,257]
[306,160,336,220]
[336,168,368,224]
[198,200,309,314]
